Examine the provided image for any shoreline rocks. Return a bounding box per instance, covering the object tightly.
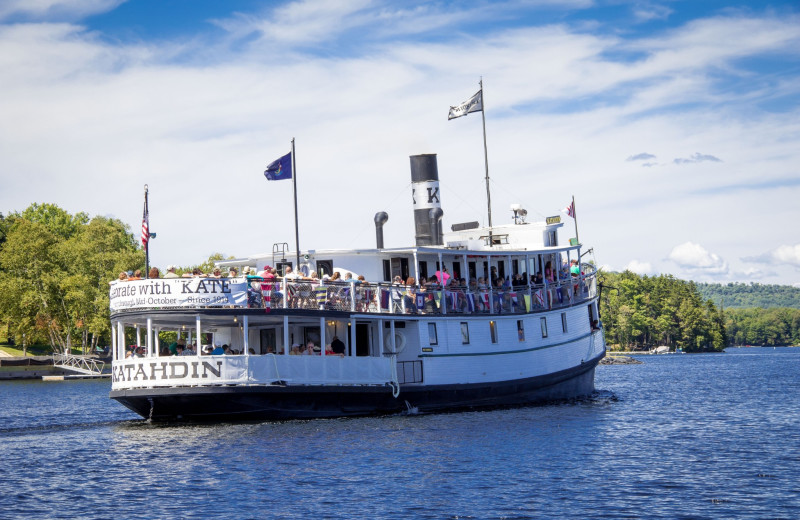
[600,355,643,365]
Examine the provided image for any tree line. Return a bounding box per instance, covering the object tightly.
[597,271,727,352]
[599,271,800,349]
[0,204,143,355]
[0,203,226,355]
[696,282,800,309]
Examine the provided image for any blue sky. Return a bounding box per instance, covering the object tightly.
[1,0,799,285]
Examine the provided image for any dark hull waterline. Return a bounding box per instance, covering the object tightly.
[110,352,603,422]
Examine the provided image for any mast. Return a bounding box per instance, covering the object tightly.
[572,195,579,244]
[291,138,300,270]
[142,184,150,278]
[480,78,493,245]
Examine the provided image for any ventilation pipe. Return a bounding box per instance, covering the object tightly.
[374,212,389,249]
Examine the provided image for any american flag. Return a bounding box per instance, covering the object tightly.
[563,200,575,218]
[141,202,149,248]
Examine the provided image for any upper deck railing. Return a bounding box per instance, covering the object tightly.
[110,265,598,316]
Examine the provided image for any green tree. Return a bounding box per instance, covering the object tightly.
[598,271,726,352]
[0,205,142,354]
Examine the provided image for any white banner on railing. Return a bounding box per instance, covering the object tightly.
[110,355,395,390]
[109,278,249,311]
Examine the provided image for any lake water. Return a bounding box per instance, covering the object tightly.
[1,347,798,519]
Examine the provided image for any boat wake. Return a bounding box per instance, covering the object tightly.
[0,418,143,438]
[581,389,618,405]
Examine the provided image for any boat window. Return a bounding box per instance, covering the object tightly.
[561,313,568,333]
[517,320,525,342]
[540,317,548,338]
[490,321,498,343]
[316,259,334,278]
[419,261,429,281]
[460,322,470,344]
[382,259,391,281]
[427,323,438,345]
[259,328,277,355]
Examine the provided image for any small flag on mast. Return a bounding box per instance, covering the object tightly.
[141,201,149,248]
[448,89,483,120]
[563,200,575,218]
[264,152,292,181]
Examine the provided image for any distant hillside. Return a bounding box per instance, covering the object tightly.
[696,282,800,309]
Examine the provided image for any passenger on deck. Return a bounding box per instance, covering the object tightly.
[545,262,554,283]
[164,265,179,278]
[227,267,238,278]
[182,344,196,356]
[570,259,580,276]
[290,343,301,355]
[118,272,128,282]
[331,336,346,355]
[212,345,225,355]
[148,267,160,279]
[404,277,418,314]
[210,267,222,278]
[129,269,143,281]
[304,341,317,355]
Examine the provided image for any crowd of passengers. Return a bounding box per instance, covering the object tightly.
[124,336,348,358]
[116,259,583,286]
[115,260,586,313]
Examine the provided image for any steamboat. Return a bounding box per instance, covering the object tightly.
[109,154,606,421]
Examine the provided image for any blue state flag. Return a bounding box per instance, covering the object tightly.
[264,152,292,181]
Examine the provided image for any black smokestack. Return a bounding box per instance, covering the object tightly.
[374,212,388,249]
[410,154,443,246]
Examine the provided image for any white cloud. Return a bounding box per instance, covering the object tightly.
[626,152,656,162]
[772,244,800,267]
[733,267,768,280]
[0,3,799,286]
[0,0,124,22]
[632,2,673,23]
[673,152,722,164]
[746,244,800,269]
[668,242,729,275]
[625,260,654,275]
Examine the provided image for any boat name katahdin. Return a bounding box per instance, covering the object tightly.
[112,361,224,382]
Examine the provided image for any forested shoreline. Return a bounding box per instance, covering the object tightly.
[1,204,798,354]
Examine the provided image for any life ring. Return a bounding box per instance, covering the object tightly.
[384,330,406,354]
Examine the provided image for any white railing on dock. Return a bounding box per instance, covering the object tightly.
[53,352,106,375]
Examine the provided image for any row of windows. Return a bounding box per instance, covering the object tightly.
[426,312,570,346]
